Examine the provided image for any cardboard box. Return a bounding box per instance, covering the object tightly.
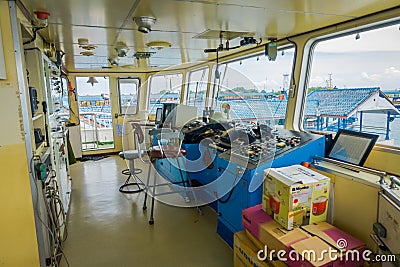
[234,230,272,267]
[242,204,309,259]
[262,194,269,213]
[286,222,366,267]
[264,165,330,230]
[245,230,288,267]
[242,204,274,240]
[301,222,366,267]
[287,236,339,267]
[258,220,311,255]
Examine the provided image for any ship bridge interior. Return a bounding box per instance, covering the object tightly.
[0,0,399,266]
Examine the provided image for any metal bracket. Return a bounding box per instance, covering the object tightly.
[389,176,400,190]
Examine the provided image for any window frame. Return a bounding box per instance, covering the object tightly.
[300,21,400,150]
[147,72,184,112]
[185,67,210,106]
[117,77,140,115]
[209,46,295,120]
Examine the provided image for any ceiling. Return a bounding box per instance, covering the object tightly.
[19,0,399,72]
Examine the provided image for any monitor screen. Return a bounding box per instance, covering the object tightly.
[155,108,163,125]
[327,129,378,166]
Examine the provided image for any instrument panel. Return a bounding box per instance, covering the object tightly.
[219,128,317,169]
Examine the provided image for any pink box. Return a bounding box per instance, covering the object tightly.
[287,222,366,267]
[242,204,274,240]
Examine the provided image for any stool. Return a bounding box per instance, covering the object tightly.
[142,132,201,224]
[118,150,145,194]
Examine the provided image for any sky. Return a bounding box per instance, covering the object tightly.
[309,24,400,90]
[76,76,110,96]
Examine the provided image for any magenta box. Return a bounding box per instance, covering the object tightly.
[242,204,274,239]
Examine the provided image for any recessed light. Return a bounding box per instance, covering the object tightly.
[146,41,172,50]
[80,51,95,56]
[80,44,97,50]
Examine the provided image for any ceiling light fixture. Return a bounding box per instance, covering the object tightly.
[87,77,98,86]
[115,41,129,57]
[80,51,95,56]
[133,16,156,34]
[80,44,97,50]
[146,41,172,50]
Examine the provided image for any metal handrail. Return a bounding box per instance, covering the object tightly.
[389,176,400,190]
[313,156,387,182]
[79,112,113,150]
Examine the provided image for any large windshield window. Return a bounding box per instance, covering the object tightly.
[211,47,294,125]
[186,67,209,116]
[118,77,139,115]
[305,25,400,147]
[148,73,183,114]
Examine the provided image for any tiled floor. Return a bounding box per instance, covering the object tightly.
[60,155,233,267]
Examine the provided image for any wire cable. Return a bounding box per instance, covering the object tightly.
[30,154,70,267]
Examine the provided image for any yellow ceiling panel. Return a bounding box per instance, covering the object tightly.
[19,0,400,72]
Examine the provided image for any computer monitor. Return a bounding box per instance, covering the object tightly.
[174,105,198,128]
[155,108,163,125]
[161,103,197,128]
[327,129,378,166]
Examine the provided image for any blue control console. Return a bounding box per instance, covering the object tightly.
[151,124,326,247]
[215,129,325,246]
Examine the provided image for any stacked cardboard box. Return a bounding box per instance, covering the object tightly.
[263,165,330,230]
[290,222,366,267]
[241,204,310,262]
[241,205,366,267]
[234,230,286,267]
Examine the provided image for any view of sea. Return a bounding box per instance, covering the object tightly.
[351,113,400,147]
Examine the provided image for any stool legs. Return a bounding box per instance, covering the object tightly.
[143,162,152,211]
[119,159,145,194]
[149,159,157,225]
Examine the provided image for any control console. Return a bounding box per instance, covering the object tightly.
[220,128,315,169]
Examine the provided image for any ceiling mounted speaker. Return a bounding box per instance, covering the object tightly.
[133,16,156,33]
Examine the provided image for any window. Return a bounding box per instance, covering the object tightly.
[210,47,294,125]
[118,77,140,115]
[304,24,400,147]
[76,76,114,150]
[148,73,183,114]
[60,76,70,120]
[186,67,209,116]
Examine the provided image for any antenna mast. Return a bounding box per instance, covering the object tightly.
[327,73,333,89]
[283,74,289,91]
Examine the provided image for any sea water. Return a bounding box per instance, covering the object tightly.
[352,113,400,147]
